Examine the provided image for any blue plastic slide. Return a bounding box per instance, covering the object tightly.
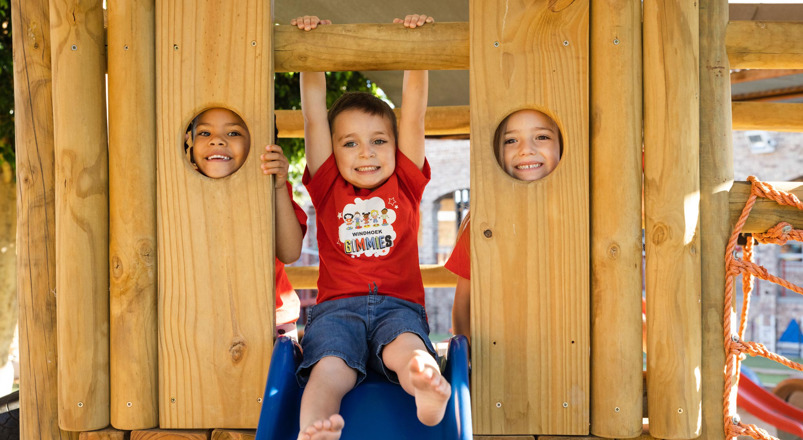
[255,335,472,440]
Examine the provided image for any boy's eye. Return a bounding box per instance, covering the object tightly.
[372,139,387,145]
[198,131,211,137]
[536,134,550,140]
[227,131,242,137]
[343,141,357,148]
[504,138,517,145]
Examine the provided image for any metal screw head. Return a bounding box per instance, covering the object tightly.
[483,229,492,238]
[493,41,499,47]
[126,402,132,408]
[495,402,502,408]
[677,408,684,414]
[613,39,620,45]
[562,402,569,408]
[77,402,83,408]
[731,335,740,343]
[731,415,741,425]
[614,407,620,413]
[71,45,77,51]
[124,45,129,50]
[173,44,179,51]
[171,397,176,403]
[563,40,569,46]
[257,397,263,403]
[251,40,257,47]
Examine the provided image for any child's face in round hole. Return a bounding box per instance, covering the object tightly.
[331,109,396,190]
[498,109,561,182]
[191,108,251,178]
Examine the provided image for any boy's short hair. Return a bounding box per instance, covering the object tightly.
[328,92,398,142]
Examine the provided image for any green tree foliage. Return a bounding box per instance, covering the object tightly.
[0,0,13,176]
[274,71,384,185]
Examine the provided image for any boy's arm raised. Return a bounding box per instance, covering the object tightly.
[301,71,332,178]
[394,15,433,171]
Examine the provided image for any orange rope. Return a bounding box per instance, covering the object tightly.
[724,176,803,440]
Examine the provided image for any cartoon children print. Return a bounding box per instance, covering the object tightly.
[339,197,397,257]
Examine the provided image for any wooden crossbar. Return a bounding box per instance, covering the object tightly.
[727,21,803,69]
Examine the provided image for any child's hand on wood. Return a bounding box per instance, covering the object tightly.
[260,144,290,189]
[393,14,434,28]
[290,16,332,31]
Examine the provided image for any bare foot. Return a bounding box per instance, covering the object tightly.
[297,414,345,440]
[409,356,451,426]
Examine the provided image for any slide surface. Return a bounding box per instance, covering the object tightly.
[737,374,803,437]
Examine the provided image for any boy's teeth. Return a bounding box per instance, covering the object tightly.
[517,163,542,170]
[207,155,231,160]
[357,166,378,171]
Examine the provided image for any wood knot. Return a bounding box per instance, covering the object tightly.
[229,338,247,363]
[111,255,123,279]
[651,223,670,245]
[483,229,492,238]
[607,244,620,260]
[137,240,155,265]
[549,0,576,12]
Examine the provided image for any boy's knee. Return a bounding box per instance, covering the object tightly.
[312,356,354,376]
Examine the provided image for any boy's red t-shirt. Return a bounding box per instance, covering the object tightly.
[444,216,470,280]
[275,181,308,325]
[303,150,430,306]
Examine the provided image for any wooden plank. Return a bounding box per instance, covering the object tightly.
[473,437,534,440]
[730,181,803,233]
[107,0,158,430]
[210,429,254,440]
[132,430,209,440]
[700,1,733,440]
[643,0,702,438]
[470,0,589,435]
[590,0,644,437]
[79,428,128,440]
[157,0,275,428]
[285,264,458,290]
[274,22,468,72]
[50,0,110,431]
[731,102,803,132]
[726,21,803,70]
[730,69,803,84]
[12,0,80,438]
[277,106,470,138]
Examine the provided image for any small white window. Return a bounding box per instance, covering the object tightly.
[744,130,777,154]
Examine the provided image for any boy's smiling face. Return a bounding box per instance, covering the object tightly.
[331,109,396,190]
[498,109,561,181]
[191,108,251,178]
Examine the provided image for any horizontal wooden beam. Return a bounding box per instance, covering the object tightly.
[730,181,803,233]
[732,102,803,132]
[730,69,803,84]
[286,264,457,290]
[727,21,803,69]
[274,22,469,72]
[276,106,469,138]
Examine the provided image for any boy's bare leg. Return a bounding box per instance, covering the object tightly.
[298,356,357,440]
[382,333,451,426]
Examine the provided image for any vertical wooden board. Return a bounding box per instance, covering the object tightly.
[50,0,110,431]
[156,0,275,428]
[590,0,644,438]
[107,0,158,430]
[470,0,589,435]
[643,0,702,438]
[699,1,732,440]
[12,0,79,438]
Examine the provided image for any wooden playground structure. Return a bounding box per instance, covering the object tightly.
[10,0,803,439]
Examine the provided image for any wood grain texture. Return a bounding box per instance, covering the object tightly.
[731,102,803,132]
[729,181,803,232]
[50,0,110,431]
[132,430,209,440]
[12,0,80,438]
[107,0,158,430]
[470,0,589,435]
[210,430,254,440]
[700,1,732,440]
[589,0,644,437]
[285,264,457,289]
[274,22,468,72]
[79,428,128,440]
[276,106,470,138]
[726,21,803,70]
[157,0,275,428]
[643,0,702,437]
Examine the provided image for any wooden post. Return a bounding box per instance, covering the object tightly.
[12,0,79,438]
[107,0,158,430]
[590,0,644,437]
[157,0,275,428]
[470,0,589,435]
[725,21,803,70]
[700,1,732,440]
[643,0,702,438]
[49,0,110,431]
[731,102,803,132]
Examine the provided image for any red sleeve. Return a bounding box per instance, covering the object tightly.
[395,149,431,203]
[445,218,471,280]
[302,154,338,206]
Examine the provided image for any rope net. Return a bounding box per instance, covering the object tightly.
[724,176,803,440]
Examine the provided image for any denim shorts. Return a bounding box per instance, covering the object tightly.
[296,294,437,387]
